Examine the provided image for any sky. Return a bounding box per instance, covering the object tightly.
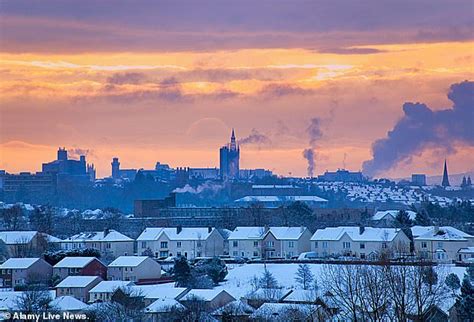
[0,0,473,178]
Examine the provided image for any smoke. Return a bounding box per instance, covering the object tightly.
[238,128,272,147]
[363,80,474,177]
[302,118,323,177]
[69,148,94,159]
[173,181,224,195]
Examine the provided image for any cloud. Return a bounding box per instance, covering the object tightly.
[107,72,147,85]
[259,84,314,97]
[238,128,272,148]
[362,80,474,177]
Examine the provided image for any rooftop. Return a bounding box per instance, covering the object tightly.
[228,227,265,240]
[137,227,216,241]
[0,258,42,269]
[63,230,133,242]
[180,289,234,302]
[311,227,403,242]
[145,298,185,313]
[372,210,417,221]
[89,281,134,293]
[51,296,88,311]
[56,276,100,288]
[54,257,98,268]
[108,256,149,267]
[412,226,474,241]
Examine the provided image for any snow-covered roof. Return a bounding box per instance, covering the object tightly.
[56,276,100,288]
[137,227,217,241]
[51,296,88,311]
[212,300,255,316]
[412,226,473,241]
[235,196,327,203]
[108,256,149,267]
[311,227,403,242]
[372,210,416,221]
[266,227,307,240]
[180,289,235,302]
[145,298,185,313]
[89,281,134,293]
[282,289,318,303]
[458,247,474,254]
[228,227,265,240]
[0,258,42,269]
[246,288,290,301]
[252,185,297,189]
[63,230,133,242]
[132,284,187,299]
[0,231,37,244]
[54,257,98,268]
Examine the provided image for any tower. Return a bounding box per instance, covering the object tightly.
[57,147,68,161]
[219,129,240,180]
[441,159,450,187]
[111,157,120,179]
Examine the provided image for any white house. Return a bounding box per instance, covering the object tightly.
[0,231,61,257]
[89,280,134,302]
[372,210,417,227]
[412,226,474,263]
[136,227,225,259]
[56,276,102,303]
[261,227,312,259]
[60,229,134,259]
[228,227,266,258]
[107,256,161,282]
[310,226,410,259]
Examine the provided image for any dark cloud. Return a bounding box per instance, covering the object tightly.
[363,80,474,177]
[107,72,147,85]
[238,128,272,148]
[259,84,314,97]
[2,1,472,53]
[317,47,385,55]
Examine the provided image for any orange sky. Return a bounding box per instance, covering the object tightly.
[1,2,473,178]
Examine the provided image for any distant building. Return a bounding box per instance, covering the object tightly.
[251,184,303,196]
[108,256,162,282]
[239,169,273,180]
[234,195,328,208]
[189,168,220,180]
[0,258,52,288]
[87,164,96,181]
[220,129,240,180]
[318,169,366,183]
[441,160,450,187]
[411,174,426,186]
[111,157,137,181]
[111,157,120,179]
[2,172,55,195]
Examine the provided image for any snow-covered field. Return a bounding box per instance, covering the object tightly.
[216,263,468,299]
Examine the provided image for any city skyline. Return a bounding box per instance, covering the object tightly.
[1,1,473,178]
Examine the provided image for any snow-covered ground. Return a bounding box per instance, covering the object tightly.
[216,263,468,299]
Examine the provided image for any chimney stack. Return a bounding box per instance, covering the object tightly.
[177,225,182,234]
[359,226,365,235]
[208,226,212,234]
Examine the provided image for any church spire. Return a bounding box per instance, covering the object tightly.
[230,128,237,150]
[441,159,450,187]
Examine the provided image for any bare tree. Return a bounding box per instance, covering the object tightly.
[15,286,56,314]
[356,265,389,321]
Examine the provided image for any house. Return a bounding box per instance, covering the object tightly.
[53,257,107,281]
[108,256,161,283]
[0,258,52,288]
[51,296,89,312]
[56,276,102,303]
[412,226,474,263]
[261,227,312,259]
[131,283,188,306]
[145,298,186,322]
[228,227,265,259]
[89,280,134,303]
[211,300,255,321]
[137,227,225,259]
[371,210,417,227]
[60,229,134,259]
[178,289,236,312]
[0,231,61,257]
[250,303,321,320]
[310,226,410,259]
[458,247,474,263]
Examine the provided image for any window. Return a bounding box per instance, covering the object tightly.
[241,252,245,256]
[422,242,427,248]
[176,242,182,248]
[314,241,318,248]
[382,242,387,249]
[197,241,202,247]
[159,251,168,258]
[233,241,238,247]
[360,243,365,249]
[322,242,328,249]
[360,253,366,259]
[253,251,259,257]
[437,242,443,249]
[141,242,146,248]
[177,251,181,256]
[232,251,238,256]
[253,241,259,247]
[343,242,351,249]
[267,241,274,247]
[106,243,111,249]
[160,241,168,248]
[288,251,294,257]
[288,241,294,248]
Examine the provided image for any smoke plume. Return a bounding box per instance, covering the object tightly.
[302,118,323,177]
[363,80,474,177]
[238,128,272,147]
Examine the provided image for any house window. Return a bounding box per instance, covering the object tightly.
[159,251,168,258]
[160,241,168,248]
[288,252,294,257]
[253,251,259,257]
[177,242,182,248]
[382,242,387,249]
[322,242,328,249]
[197,252,201,257]
[314,241,318,248]
[177,251,181,256]
[233,251,238,256]
[422,242,427,248]
[343,242,351,249]
[141,242,146,248]
[106,243,111,249]
[233,241,238,247]
[267,241,274,247]
[437,242,443,249]
[288,241,294,248]
[360,253,366,259]
[253,241,258,247]
[360,243,365,249]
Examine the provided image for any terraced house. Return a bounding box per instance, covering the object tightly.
[310,226,410,259]
[137,227,225,259]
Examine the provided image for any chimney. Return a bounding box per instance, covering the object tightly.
[177,225,182,234]
[208,226,212,234]
[264,225,270,234]
[359,226,365,235]
[104,228,110,237]
[433,225,440,235]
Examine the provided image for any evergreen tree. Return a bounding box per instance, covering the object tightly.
[295,264,314,290]
[456,275,474,321]
[414,210,432,226]
[445,273,461,295]
[466,265,474,281]
[172,256,192,287]
[395,210,413,228]
[259,269,278,289]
